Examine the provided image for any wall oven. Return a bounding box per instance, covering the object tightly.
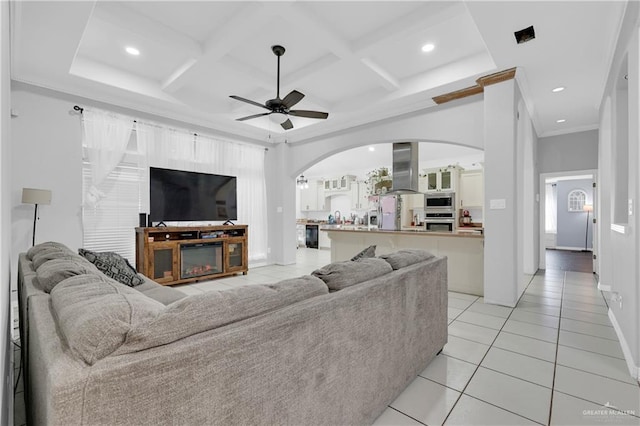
[425,220,455,232]
[424,196,456,232]
[425,192,455,209]
[424,207,455,233]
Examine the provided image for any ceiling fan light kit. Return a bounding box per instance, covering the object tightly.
[230,45,329,130]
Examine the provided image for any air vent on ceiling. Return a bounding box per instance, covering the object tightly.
[514,25,535,44]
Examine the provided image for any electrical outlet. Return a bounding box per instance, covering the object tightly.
[610,292,623,309]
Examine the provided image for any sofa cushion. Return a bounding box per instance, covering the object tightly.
[116,275,328,354]
[78,249,144,287]
[32,250,83,270]
[312,257,393,291]
[51,274,164,365]
[35,258,102,293]
[134,274,186,305]
[26,241,73,260]
[379,249,435,270]
[350,245,376,261]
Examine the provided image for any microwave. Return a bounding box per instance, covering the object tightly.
[425,192,455,209]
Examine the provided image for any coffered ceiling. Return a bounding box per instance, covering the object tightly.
[10,1,626,144]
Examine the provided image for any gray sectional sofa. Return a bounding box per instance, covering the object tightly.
[18,242,448,425]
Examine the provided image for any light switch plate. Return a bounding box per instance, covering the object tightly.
[489,199,506,209]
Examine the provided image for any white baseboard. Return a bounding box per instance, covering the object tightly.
[608,309,640,383]
[597,281,612,292]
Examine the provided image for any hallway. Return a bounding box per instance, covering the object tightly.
[545,249,593,274]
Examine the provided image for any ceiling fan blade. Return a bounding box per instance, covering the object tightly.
[282,90,305,109]
[229,95,270,110]
[281,119,294,130]
[236,112,271,121]
[288,110,329,119]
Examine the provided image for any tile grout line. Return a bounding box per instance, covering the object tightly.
[543,271,564,424]
[441,292,526,425]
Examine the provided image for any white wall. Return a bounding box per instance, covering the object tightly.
[10,87,85,287]
[555,179,594,249]
[538,130,598,174]
[483,80,519,306]
[1,1,12,422]
[598,0,640,381]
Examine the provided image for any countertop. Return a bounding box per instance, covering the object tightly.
[320,225,484,239]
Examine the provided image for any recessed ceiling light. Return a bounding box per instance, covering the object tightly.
[421,43,435,53]
[125,46,140,56]
[368,146,375,152]
[552,86,565,93]
[556,119,566,123]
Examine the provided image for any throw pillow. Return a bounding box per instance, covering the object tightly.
[78,249,144,287]
[350,245,376,261]
[379,249,435,270]
[312,258,392,291]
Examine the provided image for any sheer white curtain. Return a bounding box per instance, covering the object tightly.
[196,135,268,263]
[82,109,134,207]
[545,183,557,233]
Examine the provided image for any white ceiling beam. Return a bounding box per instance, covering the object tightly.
[277,3,399,92]
[161,58,199,91]
[96,2,202,58]
[162,3,275,94]
[351,2,466,57]
[360,58,400,90]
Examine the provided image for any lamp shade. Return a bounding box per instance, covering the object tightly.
[22,188,52,205]
[583,204,593,212]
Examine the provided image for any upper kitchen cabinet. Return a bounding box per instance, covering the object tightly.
[350,181,369,210]
[459,170,484,208]
[300,180,329,211]
[423,166,461,193]
[324,175,356,192]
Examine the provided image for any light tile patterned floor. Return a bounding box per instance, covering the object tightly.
[13,248,640,425]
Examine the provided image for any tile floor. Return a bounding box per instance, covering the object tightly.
[13,248,640,425]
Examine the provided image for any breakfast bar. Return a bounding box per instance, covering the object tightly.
[322,226,484,296]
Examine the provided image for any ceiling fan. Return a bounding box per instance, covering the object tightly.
[230,45,329,130]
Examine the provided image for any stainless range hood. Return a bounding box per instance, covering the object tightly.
[388,142,420,194]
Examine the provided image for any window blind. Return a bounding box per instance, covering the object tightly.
[82,136,146,265]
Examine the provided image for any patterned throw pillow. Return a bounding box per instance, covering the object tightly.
[78,249,144,287]
[350,245,376,261]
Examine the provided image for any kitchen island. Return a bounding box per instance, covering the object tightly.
[322,226,484,296]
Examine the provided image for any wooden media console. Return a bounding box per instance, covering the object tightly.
[135,225,248,286]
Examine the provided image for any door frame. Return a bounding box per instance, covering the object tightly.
[539,169,598,271]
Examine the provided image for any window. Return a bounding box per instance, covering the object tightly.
[82,132,146,265]
[567,189,587,212]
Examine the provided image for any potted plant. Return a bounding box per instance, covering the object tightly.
[365,167,392,195]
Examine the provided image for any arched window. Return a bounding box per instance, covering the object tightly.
[568,189,587,212]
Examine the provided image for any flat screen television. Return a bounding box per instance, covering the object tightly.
[150,167,237,222]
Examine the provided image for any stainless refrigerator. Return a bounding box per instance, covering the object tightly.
[379,194,402,230]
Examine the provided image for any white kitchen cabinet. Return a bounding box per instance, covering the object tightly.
[424,167,460,193]
[317,183,328,211]
[350,181,368,210]
[300,180,328,211]
[318,230,331,249]
[326,175,356,192]
[459,171,484,208]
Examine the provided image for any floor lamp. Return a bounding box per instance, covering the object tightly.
[583,203,593,252]
[22,188,52,247]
